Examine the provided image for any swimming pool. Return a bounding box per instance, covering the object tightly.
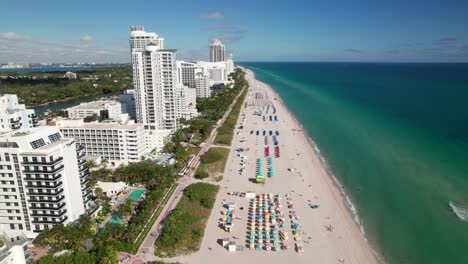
[128,189,144,202]
[109,215,121,225]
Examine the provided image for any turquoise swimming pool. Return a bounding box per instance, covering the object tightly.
[109,215,121,225]
[128,189,144,201]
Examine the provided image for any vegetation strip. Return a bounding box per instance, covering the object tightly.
[155,183,220,257]
[133,183,178,252]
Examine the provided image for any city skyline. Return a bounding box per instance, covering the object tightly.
[1,0,468,63]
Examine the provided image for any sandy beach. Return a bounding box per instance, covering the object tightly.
[163,68,381,264]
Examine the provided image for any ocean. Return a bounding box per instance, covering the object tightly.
[240,62,468,264]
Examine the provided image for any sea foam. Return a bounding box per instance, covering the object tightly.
[449,201,468,221]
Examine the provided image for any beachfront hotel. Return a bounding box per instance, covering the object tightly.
[0,94,37,133]
[54,118,148,167]
[0,126,90,238]
[210,39,226,62]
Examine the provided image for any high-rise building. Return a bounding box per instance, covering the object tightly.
[0,94,37,133]
[210,39,225,62]
[130,27,178,131]
[0,127,90,238]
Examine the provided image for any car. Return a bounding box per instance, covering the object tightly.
[250,130,254,134]
[263,130,266,136]
[276,131,279,136]
[269,130,273,136]
[256,130,260,135]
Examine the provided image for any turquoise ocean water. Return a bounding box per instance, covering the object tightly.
[240,62,468,264]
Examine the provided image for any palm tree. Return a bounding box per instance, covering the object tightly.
[94,187,103,200]
[100,158,109,168]
[85,160,97,171]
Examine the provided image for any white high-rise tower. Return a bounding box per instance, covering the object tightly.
[210,39,225,62]
[130,26,178,131]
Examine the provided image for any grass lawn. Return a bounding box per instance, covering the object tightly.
[197,147,230,178]
[155,183,219,257]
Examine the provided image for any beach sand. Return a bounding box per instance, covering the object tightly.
[162,68,381,264]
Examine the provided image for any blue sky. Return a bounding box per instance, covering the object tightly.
[1,0,468,63]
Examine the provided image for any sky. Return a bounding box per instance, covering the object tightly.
[1,0,468,63]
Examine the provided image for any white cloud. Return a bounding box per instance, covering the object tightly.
[80,35,93,42]
[201,12,224,20]
[0,32,33,41]
[96,50,112,55]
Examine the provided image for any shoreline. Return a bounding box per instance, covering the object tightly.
[241,66,384,262]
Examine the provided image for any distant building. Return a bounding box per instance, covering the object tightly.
[118,90,137,120]
[176,61,197,88]
[0,94,37,133]
[195,72,211,98]
[65,100,125,121]
[175,85,198,120]
[63,72,77,80]
[0,127,90,238]
[0,232,29,264]
[55,119,147,167]
[210,39,225,62]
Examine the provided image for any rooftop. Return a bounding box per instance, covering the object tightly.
[67,100,118,110]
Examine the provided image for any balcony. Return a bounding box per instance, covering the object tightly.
[76,145,85,151]
[23,157,63,166]
[31,210,67,217]
[27,188,64,197]
[28,195,65,204]
[32,216,68,225]
[29,203,66,210]
[24,174,61,182]
[23,165,64,174]
[26,181,62,189]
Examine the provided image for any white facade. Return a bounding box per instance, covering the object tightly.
[175,85,198,120]
[130,26,164,51]
[0,94,37,133]
[56,119,147,167]
[131,27,179,131]
[0,127,89,238]
[118,90,137,120]
[0,232,29,264]
[195,72,211,98]
[95,181,127,197]
[144,129,172,153]
[65,100,124,121]
[210,39,225,62]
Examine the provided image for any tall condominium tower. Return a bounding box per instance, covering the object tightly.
[0,126,90,238]
[210,39,225,62]
[130,26,178,130]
